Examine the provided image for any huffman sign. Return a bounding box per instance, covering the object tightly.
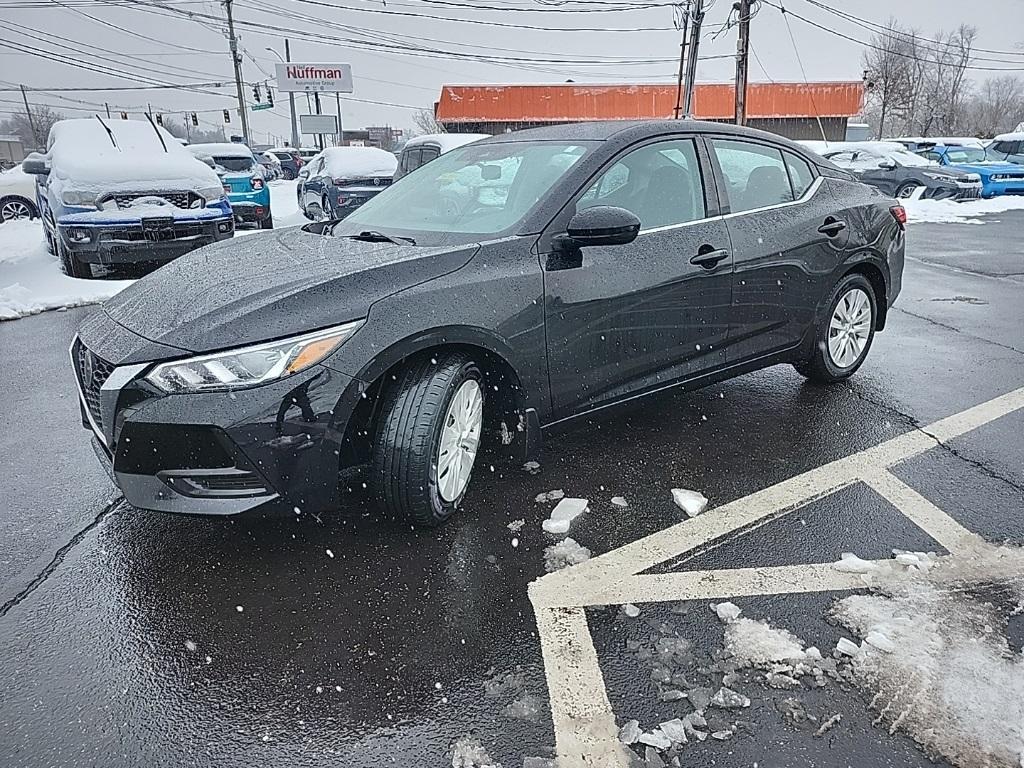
[275,62,353,93]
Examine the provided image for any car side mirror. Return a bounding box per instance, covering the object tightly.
[22,152,50,175]
[563,205,641,247]
[877,159,896,170]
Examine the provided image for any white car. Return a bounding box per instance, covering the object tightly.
[0,166,39,222]
[394,133,490,180]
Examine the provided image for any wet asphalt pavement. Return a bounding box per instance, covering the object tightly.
[2,214,1023,768]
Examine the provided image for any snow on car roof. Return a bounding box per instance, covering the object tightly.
[993,131,1024,142]
[321,146,397,177]
[888,136,985,148]
[187,142,255,158]
[404,133,490,153]
[47,118,219,189]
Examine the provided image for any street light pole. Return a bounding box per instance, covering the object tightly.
[266,43,299,148]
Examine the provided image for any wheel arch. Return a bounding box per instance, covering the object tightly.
[332,326,533,471]
[0,194,38,219]
[840,255,889,331]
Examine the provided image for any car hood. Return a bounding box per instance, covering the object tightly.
[101,226,478,355]
[948,161,1021,176]
[919,166,973,181]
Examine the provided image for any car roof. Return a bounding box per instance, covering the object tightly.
[473,119,800,146]
[405,133,491,152]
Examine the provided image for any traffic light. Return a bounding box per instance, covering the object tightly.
[155,113,163,126]
[120,111,128,120]
[266,85,274,108]
[190,112,199,126]
[223,109,231,123]
[252,83,261,103]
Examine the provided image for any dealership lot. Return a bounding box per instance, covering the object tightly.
[1,212,1022,767]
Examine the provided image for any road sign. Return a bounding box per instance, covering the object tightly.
[275,62,353,93]
[299,114,338,134]
[251,103,272,111]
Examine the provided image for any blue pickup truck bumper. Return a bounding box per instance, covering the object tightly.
[58,201,235,265]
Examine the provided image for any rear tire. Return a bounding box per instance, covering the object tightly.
[56,237,91,279]
[0,196,36,222]
[371,353,484,527]
[283,168,296,181]
[794,273,876,383]
[260,213,274,229]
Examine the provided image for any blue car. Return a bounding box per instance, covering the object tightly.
[916,144,1024,198]
[21,118,234,278]
[188,143,273,228]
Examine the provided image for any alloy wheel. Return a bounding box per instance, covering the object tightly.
[436,379,483,502]
[1,199,32,221]
[828,287,872,368]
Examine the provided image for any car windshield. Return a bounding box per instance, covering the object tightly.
[942,147,988,163]
[334,140,590,242]
[213,155,255,172]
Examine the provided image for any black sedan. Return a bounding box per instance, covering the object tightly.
[822,142,982,200]
[71,120,904,526]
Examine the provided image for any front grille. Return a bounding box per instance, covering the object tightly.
[99,191,201,210]
[96,221,210,243]
[956,186,981,200]
[72,338,115,434]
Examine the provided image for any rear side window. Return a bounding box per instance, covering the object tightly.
[784,151,815,198]
[578,138,705,229]
[419,146,441,167]
[711,139,794,213]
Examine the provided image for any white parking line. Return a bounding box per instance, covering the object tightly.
[529,386,1024,767]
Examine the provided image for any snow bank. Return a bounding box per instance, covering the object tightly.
[0,220,132,320]
[833,541,1024,768]
[902,194,1024,224]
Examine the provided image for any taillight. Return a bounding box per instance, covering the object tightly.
[222,184,231,195]
[890,205,907,227]
[251,177,264,190]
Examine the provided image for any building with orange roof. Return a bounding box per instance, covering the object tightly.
[435,82,865,140]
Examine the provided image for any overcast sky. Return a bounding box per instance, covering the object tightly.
[2,0,1022,144]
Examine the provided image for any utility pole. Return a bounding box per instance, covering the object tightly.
[223,0,250,145]
[335,91,343,145]
[284,39,299,148]
[19,85,40,147]
[104,102,111,118]
[313,92,322,150]
[681,0,705,119]
[184,113,191,143]
[734,0,752,125]
[672,2,691,119]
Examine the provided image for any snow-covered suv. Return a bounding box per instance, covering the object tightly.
[22,118,234,278]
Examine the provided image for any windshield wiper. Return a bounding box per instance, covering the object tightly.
[346,230,416,246]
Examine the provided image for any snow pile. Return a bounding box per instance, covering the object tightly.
[832,552,879,574]
[321,146,397,179]
[542,538,591,571]
[902,194,1024,225]
[541,497,588,534]
[832,542,1024,768]
[0,220,133,320]
[724,618,807,665]
[671,488,708,517]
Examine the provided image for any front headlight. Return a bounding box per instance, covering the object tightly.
[197,184,226,203]
[145,321,363,393]
[62,189,98,206]
[921,172,951,181]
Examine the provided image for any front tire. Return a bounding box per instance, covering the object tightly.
[0,196,37,222]
[895,182,921,199]
[371,353,484,527]
[794,273,876,383]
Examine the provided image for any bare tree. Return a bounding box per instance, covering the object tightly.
[964,75,1024,137]
[0,105,66,149]
[412,107,444,136]
[861,19,917,138]
[914,25,977,135]
[161,117,225,144]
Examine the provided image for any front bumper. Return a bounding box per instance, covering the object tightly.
[981,179,1024,198]
[72,331,363,516]
[59,215,235,264]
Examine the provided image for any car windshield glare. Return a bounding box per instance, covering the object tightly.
[945,147,988,163]
[214,156,256,172]
[891,150,934,167]
[334,140,590,239]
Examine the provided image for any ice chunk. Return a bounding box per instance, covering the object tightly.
[535,489,565,503]
[864,630,896,653]
[184,640,197,652]
[658,718,688,744]
[711,729,733,741]
[709,687,750,709]
[450,736,501,768]
[611,496,629,508]
[713,601,742,623]
[622,603,641,618]
[618,719,640,744]
[501,693,543,722]
[659,689,686,702]
[644,746,666,767]
[542,538,591,572]
[686,686,712,712]
[638,729,671,749]
[506,519,525,533]
[835,637,861,657]
[521,461,541,474]
[671,488,708,517]
[522,759,556,768]
[814,713,841,737]
[542,497,588,535]
[833,552,878,574]
[725,617,806,664]
[681,712,708,740]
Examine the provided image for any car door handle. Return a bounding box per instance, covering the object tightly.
[689,248,730,269]
[818,218,847,237]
